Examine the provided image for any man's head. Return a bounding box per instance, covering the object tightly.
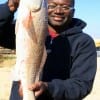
[48,0,75,27]
[8,0,20,12]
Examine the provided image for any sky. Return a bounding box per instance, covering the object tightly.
[0,0,100,39]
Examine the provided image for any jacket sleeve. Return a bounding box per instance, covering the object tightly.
[47,34,97,100]
[0,2,14,28]
[0,2,15,49]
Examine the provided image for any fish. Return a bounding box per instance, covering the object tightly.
[15,0,48,99]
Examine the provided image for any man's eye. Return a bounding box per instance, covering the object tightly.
[48,5,56,9]
[62,6,70,10]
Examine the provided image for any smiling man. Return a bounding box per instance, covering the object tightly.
[18,0,97,100]
[0,0,97,100]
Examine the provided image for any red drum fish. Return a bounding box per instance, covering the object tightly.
[15,0,48,99]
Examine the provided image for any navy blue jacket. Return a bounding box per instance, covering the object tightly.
[0,3,97,100]
[38,18,97,100]
[0,2,15,49]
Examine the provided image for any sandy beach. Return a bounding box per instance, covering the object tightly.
[0,57,100,100]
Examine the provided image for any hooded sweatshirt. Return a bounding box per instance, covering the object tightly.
[38,18,97,100]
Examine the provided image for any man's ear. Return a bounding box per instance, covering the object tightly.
[71,8,75,17]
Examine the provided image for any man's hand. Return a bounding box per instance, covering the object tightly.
[19,81,48,98]
[8,0,20,12]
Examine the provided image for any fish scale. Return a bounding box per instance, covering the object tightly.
[15,0,48,99]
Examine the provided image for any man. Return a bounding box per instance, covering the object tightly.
[0,0,97,100]
[0,0,19,49]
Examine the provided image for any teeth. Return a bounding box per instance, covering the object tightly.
[54,17,62,21]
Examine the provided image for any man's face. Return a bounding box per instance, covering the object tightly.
[48,0,74,27]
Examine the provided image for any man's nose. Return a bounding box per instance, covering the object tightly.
[54,6,64,13]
